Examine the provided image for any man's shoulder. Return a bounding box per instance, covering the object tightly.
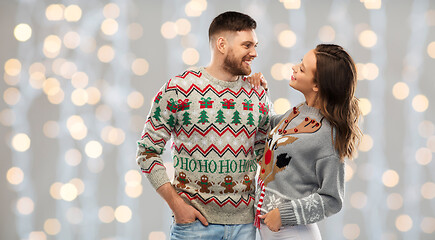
[172,67,203,81]
[165,67,203,88]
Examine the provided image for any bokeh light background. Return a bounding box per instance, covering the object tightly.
[1,0,435,239]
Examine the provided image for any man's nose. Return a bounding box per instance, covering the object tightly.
[250,48,258,58]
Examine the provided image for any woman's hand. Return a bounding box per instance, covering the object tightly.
[246,72,268,90]
[259,208,282,232]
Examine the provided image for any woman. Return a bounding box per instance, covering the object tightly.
[248,44,362,239]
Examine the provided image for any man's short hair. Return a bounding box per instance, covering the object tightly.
[208,11,257,41]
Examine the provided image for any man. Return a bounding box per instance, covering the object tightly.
[137,11,270,239]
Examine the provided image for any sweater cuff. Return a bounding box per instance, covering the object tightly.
[145,166,171,190]
[278,201,298,226]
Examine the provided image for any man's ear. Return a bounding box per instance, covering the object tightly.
[216,37,227,54]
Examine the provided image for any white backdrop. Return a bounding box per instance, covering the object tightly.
[1,0,435,239]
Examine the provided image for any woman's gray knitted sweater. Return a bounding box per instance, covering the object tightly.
[255,102,344,226]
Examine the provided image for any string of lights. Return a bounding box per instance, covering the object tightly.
[1,0,434,239]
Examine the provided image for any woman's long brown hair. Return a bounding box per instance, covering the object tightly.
[314,44,362,161]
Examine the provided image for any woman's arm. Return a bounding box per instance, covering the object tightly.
[261,154,344,230]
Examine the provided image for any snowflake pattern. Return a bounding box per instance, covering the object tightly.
[191,109,199,117]
[308,214,321,223]
[217,138,224,147]
[208,135,216,143]
[265,194,282,210]
[208,108,216,116]
[296,194,325,224]
[303,194,319,212]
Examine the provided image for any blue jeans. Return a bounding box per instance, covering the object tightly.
[170,219,256,240]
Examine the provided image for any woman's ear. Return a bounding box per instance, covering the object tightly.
[312,84,319,92]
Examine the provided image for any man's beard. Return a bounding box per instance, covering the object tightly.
[223,50,251,76]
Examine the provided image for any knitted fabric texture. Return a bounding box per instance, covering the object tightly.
[255,103,344,227]
[137,67,271,224]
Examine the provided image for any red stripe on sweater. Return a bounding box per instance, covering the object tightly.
[178,192,255,208]
[142,162,165,174]
[167,78,266,97]
[174,126,256,138]
[141,133,167,145]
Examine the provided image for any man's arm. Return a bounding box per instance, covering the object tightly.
[136,83,173,190]
[157,183,208,225]
[137,80,207,225]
